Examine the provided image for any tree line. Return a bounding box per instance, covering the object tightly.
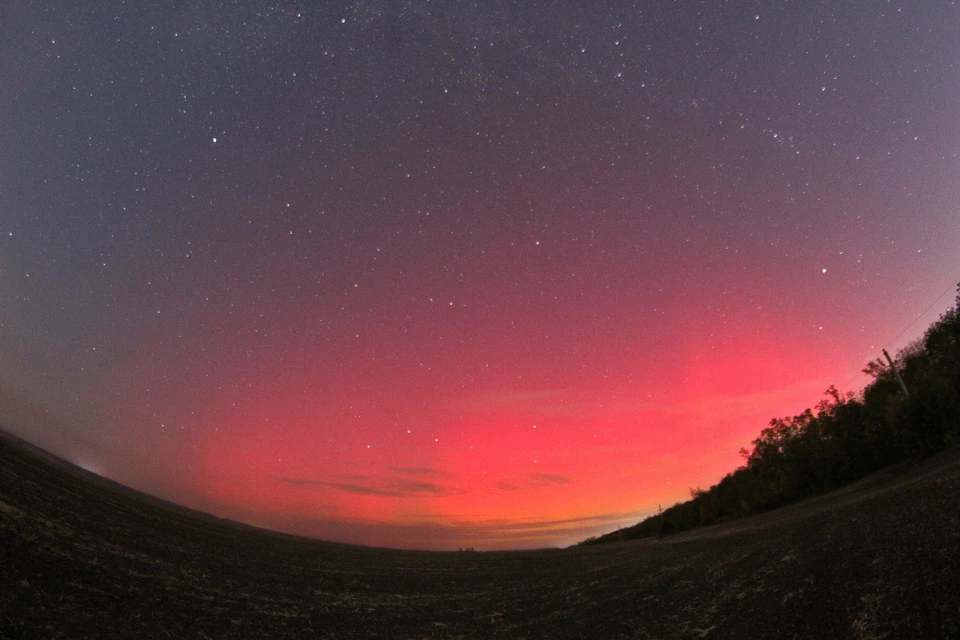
[580,283,960,546]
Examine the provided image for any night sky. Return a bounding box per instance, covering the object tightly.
[2,2,959,550]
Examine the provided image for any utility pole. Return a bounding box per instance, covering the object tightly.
[882,349,910,399]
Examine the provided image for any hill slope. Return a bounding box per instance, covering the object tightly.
[1,433,958,639]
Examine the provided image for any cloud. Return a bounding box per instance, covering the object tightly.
[275,473,465,498]
[390,466,452,479]
[259,507,649,551]
[529,472,571,486]
[276,476,325,487]
[496,472,572,491]
[328,479,462,498]
[449,511,634,534]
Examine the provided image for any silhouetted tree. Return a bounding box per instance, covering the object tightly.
[581,280,960,546]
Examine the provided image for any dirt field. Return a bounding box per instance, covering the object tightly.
[1,433,958,639]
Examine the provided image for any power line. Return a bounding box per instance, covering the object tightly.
[839,274,960,393]
[881,276,959,350]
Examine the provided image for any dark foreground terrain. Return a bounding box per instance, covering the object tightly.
[1,434,958,639]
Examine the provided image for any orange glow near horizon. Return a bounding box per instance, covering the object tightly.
[172,322,843,549]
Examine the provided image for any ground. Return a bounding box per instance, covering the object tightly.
[1,433,958,639]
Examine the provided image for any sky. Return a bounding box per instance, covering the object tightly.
[1,1,959,550]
